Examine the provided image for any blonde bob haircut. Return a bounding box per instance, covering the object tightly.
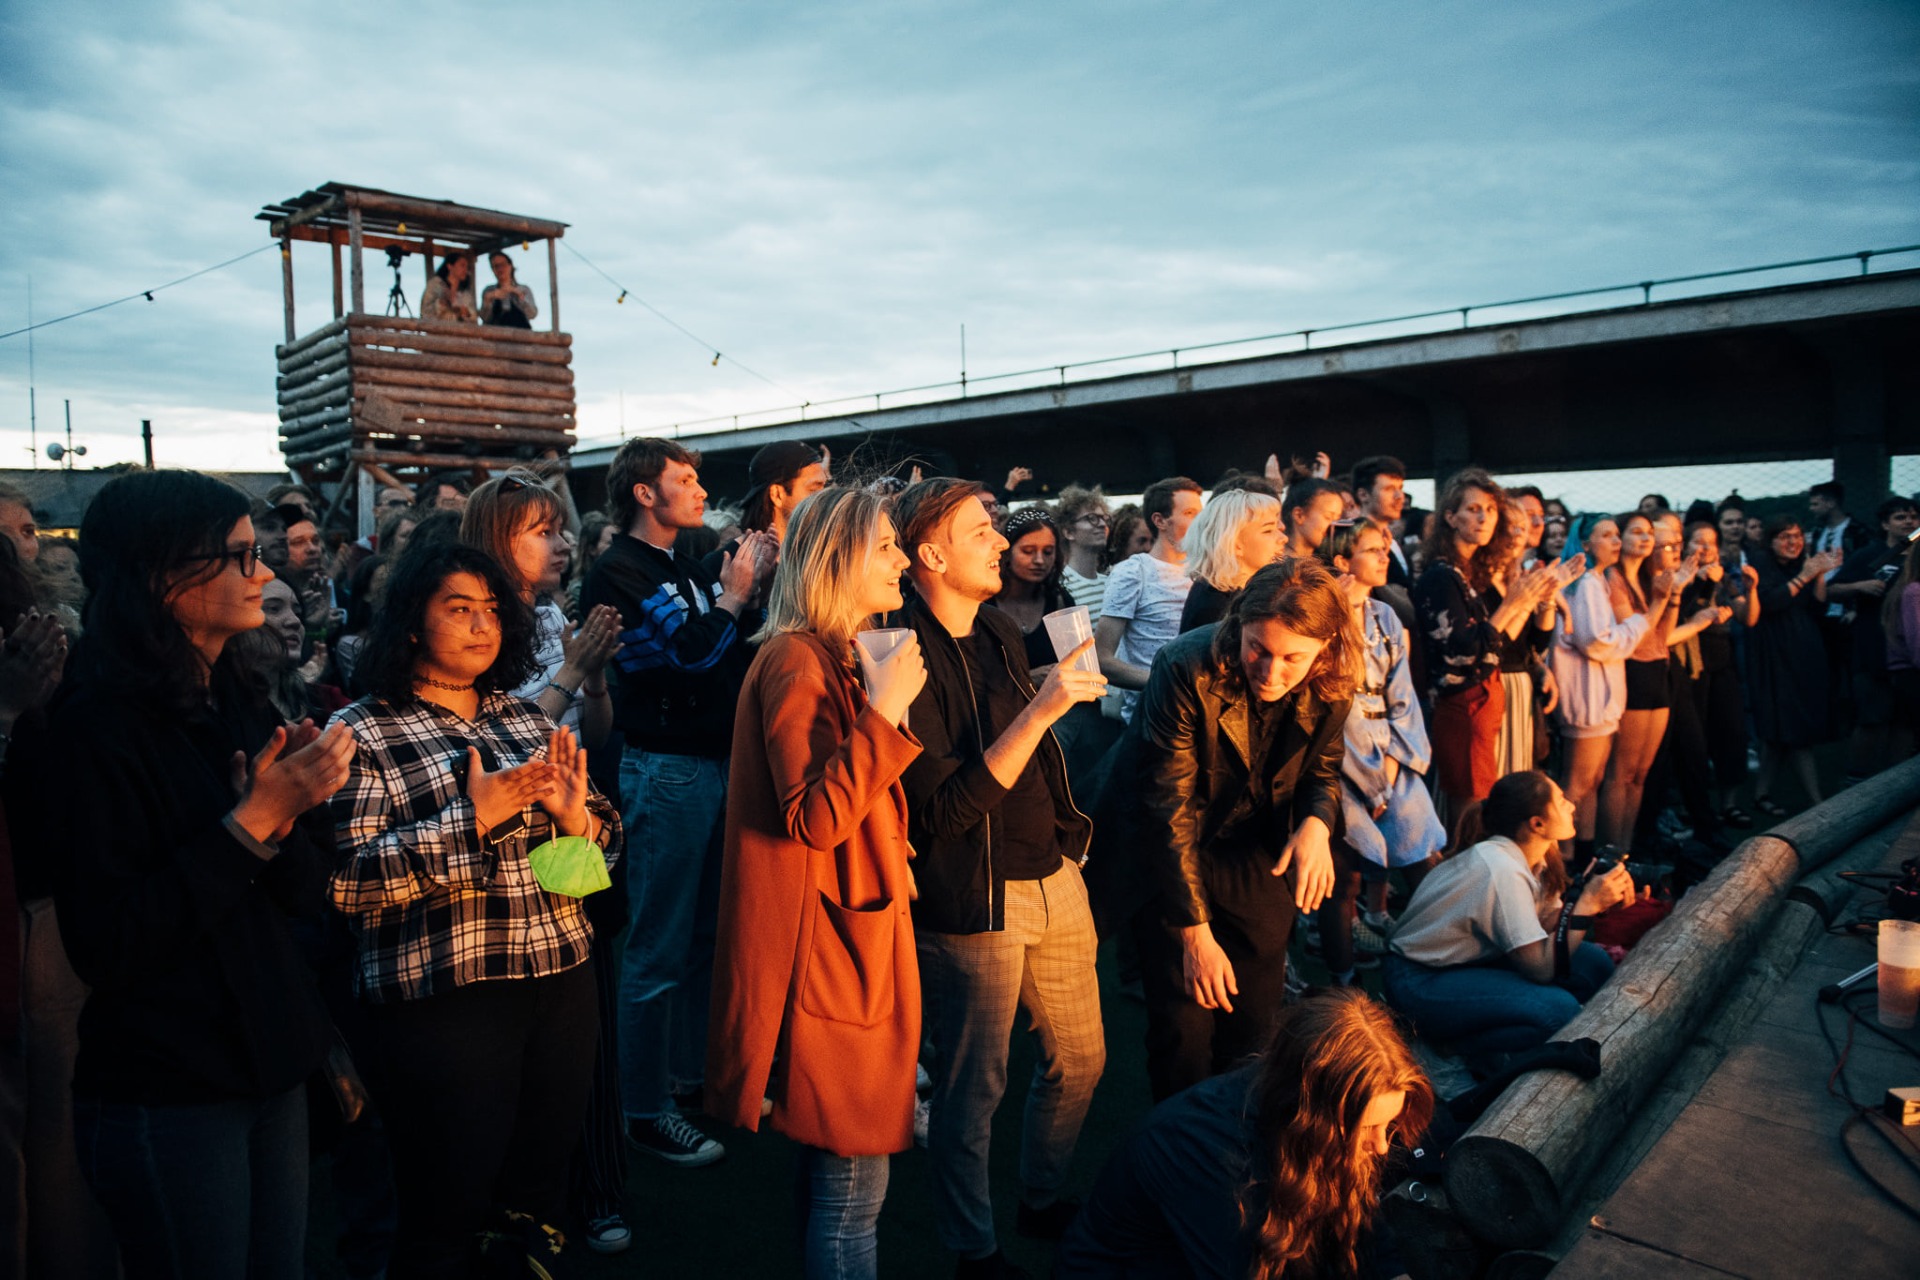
[754,486,894,656]
[1185,489,1281,592]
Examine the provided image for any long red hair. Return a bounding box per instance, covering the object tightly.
[1244,991,1434,1278]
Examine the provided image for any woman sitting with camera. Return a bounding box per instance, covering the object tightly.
[1382,770,1635,1063]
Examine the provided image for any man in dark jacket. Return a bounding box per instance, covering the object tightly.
[1090,559,1351,1101]
[892,478,1108,1280]
[581,437,772,1167]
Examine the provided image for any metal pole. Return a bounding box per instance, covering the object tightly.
[141,418,154,469]
[27,276,36,469]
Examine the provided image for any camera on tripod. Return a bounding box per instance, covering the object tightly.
[384,245,411,316]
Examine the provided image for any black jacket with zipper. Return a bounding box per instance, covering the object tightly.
[1085,624,1349,934]
[895,595,1092,935]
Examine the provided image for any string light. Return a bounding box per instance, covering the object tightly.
[0,242,274,342]
[560,241,786,391]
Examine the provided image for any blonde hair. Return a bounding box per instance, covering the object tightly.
[755,487,892,654]
[1185,490,1281,592]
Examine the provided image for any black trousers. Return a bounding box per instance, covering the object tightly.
[1134,848,1296,1102]
[1694,661,1748,791]
[368,961,599,1280]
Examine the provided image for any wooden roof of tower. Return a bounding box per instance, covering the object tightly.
[261,183,579,534]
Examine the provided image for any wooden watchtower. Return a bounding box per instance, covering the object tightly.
[259,183,577,531]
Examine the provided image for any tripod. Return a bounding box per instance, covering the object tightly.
[385,246,412,318]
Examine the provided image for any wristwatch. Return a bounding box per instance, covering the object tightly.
[484,811,529,846]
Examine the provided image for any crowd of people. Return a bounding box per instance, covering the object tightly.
[0,443,1901,1280]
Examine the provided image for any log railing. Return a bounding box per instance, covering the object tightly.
[275,314,577,475]
[1442,756,1920,1250]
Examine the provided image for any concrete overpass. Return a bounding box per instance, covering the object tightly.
[569,264,1920,511]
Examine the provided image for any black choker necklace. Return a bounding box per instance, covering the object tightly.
[413,675,476,693]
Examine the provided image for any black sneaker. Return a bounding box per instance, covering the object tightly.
[1015,1197,1081,1239]
[955,1249,1031,1279]
[626,1112,725,1167]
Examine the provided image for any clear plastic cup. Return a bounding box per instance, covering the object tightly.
[1877,920,1920,1029]
[854,628,913,727]
[1041,606,1099,674]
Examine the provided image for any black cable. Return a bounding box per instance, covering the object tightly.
[1813,987,1920,1223]
[0,243,276,342]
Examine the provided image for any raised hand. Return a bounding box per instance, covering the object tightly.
[562,604,622,676]
[297,641,330,685]
[230,720,357,847]
[1004,465,1034,493]
[466,746,557,836]
[537,726,593,837]
[1030,637,1108,723]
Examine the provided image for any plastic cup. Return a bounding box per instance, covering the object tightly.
[1042,606,1099,674]
[1877,920,1920,1029]
[854,628,913,727]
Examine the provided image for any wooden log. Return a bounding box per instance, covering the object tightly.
[274,316,349,361]
[332,241,344,319]
[280,238,296,344]
[352,313,570,347]
[357,420,576,449]
[277,338,349,377]
[282,425,352,451]
[1444,755,1920,1250]
[348,346,574,385]
[348,382,570,414]
[278,370,353,414]
[354,367,575,401]
[279,406,352,436]
[548,237,560,334]
[362,401,574,432]
[341,188,567,242]
[346,326,572,365]
[349,206,365,316]
[285,439,352,468]
[351,447,551,472]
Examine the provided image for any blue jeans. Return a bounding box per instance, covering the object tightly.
[794,1147,889,1280]
[1383,944,1615,1057]
[73,1086,308,1280]
[617,749,727,1120]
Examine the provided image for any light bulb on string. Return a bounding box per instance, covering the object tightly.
[712,353,721,366]
[617,291,627,304]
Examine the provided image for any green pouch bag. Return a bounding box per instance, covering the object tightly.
[527,836,612,898]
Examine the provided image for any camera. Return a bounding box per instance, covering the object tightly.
[385,244,407,269]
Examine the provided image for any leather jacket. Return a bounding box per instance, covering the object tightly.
[1091,626,1348,931]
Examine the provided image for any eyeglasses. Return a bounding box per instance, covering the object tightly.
[185,544,265,577]
[1074,515,1111,528]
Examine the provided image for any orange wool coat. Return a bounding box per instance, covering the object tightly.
[706,632,923,1156]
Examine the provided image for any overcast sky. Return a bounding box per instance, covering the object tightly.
[2,0,1916,484]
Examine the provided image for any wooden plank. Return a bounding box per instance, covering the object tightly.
[284,439,352,467]
[276,343,349,381]
[348,205,365,315]
[331,240,343,319]
[280,238,296,343]
[346,326,573,364]
[351,446,548,472]
[279,406,352,436]
[348,382,571,414]
[355,367,575,401]
[274,316,349,360]
[351,313,570,347]
[341,188,568,241]
[548,237,560,334]
[348,346,574,384]
[365,401,574,431]
[278,370,353,414]
[357,419,576,448]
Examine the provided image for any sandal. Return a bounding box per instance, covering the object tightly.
[1753,797,1790,821]
[1720,805,1753,829]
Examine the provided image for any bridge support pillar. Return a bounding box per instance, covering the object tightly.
[1819,333,1889,509]
[1430,399,1472,488]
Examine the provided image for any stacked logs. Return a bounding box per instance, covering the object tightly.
[277,314,576,476]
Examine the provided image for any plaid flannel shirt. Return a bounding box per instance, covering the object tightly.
[327,691,623,1003]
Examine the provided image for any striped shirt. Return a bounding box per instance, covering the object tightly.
[328,691,623,1003]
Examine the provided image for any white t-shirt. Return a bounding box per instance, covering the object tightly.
[1061,565,1109,624]
[513,600,582,732]
[1389,836,1548,967]
[1103,554,1192,722]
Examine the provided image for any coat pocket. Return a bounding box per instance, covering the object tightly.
[799,892,898,1028]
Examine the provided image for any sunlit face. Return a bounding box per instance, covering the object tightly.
[1234,508,1283,575]
[1584,519,1622,570]
[1159,489,1205,552]
[1718,507,1745,547]
[1361,474,1406,522]
[261,578,305,660]
[857,517,913,616]
[414,571,501,686]
[1355,1090,1407,1161]
[1341,525,1393,590]
[1538,779,1578,843]
[0,501,39,563]
[1687,525,1720,563]
[1446,486,1501,550]
[167,517,270,647]
[285,519,321,578]
[1619,515,1655,562]
[1651,520,1683,572]
[1006,526,1057,586]
[510,510,571,597]
[637,459,708,532]
[1062,507,1110,552]
[1291,493,1345,554]
[774,463,830,524]
[1238,616,1328,704]
[1770,524,1806,562]
[924,496,1009,602]
[1518,495,1546,549]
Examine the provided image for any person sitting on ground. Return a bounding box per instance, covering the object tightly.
[1177,488,1282,634]
[1054,990,1433,1280]
[481,251,539,329]
[421,254,477,325]
[1382,770,1635,1066]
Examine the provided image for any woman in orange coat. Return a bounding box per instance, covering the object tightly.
[707,486,927,1279]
